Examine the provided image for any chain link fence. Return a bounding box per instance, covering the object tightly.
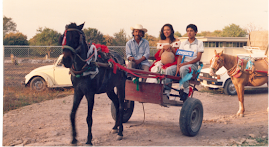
[3,46,158,87]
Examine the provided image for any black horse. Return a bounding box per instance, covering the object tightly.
[59,23,126,145]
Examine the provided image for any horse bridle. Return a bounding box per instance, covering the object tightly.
[210,54,224,72]
[62,28,96,75]
[62,28,86,54]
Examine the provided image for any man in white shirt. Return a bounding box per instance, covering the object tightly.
[164,24,204,101]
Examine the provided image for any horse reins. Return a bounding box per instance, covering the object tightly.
[62,28,99,75]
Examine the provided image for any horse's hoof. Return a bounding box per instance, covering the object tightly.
[86,141,93,146]
[71,139,78,145]
[85,143,92,147]
[236,113,244,117]
[117,135,123,140]
[110,129,118,134]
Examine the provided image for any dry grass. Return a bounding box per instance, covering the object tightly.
[3,86,74,113]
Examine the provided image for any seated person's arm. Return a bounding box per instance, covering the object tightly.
[179,52,202,66]
[134,42,149,65]
[126,43,133,61]
[171,39,180,54]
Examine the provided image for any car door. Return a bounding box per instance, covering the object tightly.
[53,56,72,86]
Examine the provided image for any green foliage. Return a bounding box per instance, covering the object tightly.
[174,31,182,37]
[3,16,17,37]
[29,27,61,58]
[83,27,106,45]
[182,24,246,37]
[103,35,114,46]
[144,33,158,47]
[29,27,61,46]
[222,23,247,37]
[197,31,213,37]
[113,29,127,46]
[212,30,223,37]
[3,32,29,45]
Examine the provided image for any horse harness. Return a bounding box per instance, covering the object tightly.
[62,28,119,78]
[62,28,99,78]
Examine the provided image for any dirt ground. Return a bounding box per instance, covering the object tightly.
[2,84,268,146]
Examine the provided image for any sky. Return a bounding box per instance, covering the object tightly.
[2,0,268,40]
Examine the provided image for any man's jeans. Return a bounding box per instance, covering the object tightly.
[127,61,149,82]
[164,64,198,93]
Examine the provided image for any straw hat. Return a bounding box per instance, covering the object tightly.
[130,24,147,33]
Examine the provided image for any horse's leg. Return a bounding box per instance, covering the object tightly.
[70,89,84,144]
[107,86,125,140]
[85,92,95,145]
[234,83,245,117]
[107,90,120,133]
[116,83,125,140]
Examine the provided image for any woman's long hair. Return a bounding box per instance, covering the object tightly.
[160,24,176,43]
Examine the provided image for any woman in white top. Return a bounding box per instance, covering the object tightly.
[150,24,180,73]
[147,24,181,83]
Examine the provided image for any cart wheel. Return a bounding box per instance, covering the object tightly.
[180,98,203,136]
[111,100,134,123]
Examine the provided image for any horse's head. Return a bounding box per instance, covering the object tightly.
[209,50,224,76]
[59,23,88,69]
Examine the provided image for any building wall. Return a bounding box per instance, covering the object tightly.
[201,47,252,64]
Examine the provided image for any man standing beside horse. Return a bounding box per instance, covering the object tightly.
[164,24,204,101]
[126,24,150,82]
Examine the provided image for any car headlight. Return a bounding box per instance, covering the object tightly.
[212,75,221,79]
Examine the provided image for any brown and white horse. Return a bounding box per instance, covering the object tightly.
[209,50,268,117]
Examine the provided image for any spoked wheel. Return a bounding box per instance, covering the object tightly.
[111,100,134,123]
[180,98,203,136]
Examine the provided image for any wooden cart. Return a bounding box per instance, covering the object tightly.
[110,67,204,137]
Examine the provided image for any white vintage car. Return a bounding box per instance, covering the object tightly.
[198,53,267,95]
[23,54,72,91]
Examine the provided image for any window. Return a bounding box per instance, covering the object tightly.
[216,42,219,47]
[233,42,237,47]
[209,42,215,47]
[204,42,209,47]
[220,42,223,47]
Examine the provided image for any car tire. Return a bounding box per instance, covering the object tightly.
[223,79,237,95]
[30,77,47,91]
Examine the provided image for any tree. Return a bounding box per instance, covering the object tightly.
[103,35,115,46]
[222,24,247,37]
[196,31,212,37]
[29,27,61,58]
[3,32,28,45]
[244,22,264,34]
[212,30,223,37]
[174,31,182,37]
[113,29,127,46]
[144,33,158,47]
[83,28,106,44]
[3,16,17,37]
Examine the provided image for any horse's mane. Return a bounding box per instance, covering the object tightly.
[59,23,79,45]
[66,23,78,29]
